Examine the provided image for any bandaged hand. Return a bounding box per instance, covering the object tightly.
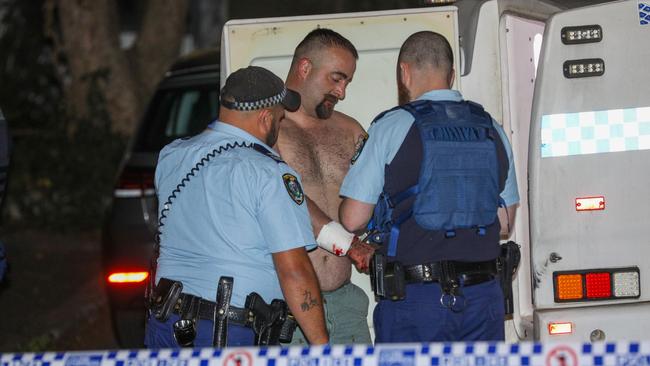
[316,221,355,256]
[316,221,376,272]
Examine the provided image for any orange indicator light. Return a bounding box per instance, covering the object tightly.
[556,274,584,300]
[576,196,605,211]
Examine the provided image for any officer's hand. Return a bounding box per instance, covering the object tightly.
[347,237,376,273]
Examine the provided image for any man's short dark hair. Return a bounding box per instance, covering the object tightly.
[291,28,358,66]
[398,31,453,79]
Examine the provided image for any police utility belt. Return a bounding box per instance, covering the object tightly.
[370,253,497,307]
[147,276,297,347]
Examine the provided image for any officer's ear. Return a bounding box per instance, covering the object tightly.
[257,108,273,136]
[398,62,411,88]
[448,68,456,88]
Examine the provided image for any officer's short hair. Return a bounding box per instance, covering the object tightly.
[291,28,358,68]
[399,31,453,80]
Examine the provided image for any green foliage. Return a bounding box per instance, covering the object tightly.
[0,0,127,230]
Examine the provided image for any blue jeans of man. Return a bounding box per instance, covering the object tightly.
[145,313,255,347]
[374,278,504,342]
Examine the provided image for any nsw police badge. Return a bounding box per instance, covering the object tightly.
[282,173,304,205]
[351,132,369,165]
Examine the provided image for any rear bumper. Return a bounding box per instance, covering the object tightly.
[534,301,650,342]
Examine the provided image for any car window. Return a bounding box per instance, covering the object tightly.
[135,85,219,152]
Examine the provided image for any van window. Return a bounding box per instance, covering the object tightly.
[135,85,219,152]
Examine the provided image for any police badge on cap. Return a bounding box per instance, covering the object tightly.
[282,173,304,205]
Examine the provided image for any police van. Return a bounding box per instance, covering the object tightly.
[220,0,650,342]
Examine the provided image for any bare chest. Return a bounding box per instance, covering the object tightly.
[279,125,355,187]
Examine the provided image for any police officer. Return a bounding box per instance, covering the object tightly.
[145,66,329,347]
[339,31,519,342]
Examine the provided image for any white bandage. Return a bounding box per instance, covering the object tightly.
[316,221,354,256]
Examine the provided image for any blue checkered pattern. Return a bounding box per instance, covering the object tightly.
[2,342,650,366]
[540,106,650,158]
[640,2,650,25]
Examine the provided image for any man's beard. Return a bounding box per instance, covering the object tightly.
[265,119,279,146]
[315,94,338,119]
[397,77,410,106]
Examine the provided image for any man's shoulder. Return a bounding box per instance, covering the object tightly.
[332,110,365,134]
[371,106,412,128]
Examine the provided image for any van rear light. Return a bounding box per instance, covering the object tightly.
[561,25,602,44]
[548,322,573,335]
[554,267,640,302]
[563,58,605,78]
[108,271,149,284]
[114,167,155,198]
[556,274,583,300]
[613,271,640,297]
[575,196,604,211]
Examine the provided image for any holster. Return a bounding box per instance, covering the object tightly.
[245,292,290,345]
[148,278,183,322]
[369,253,406,301]
[213,276,234,348]
[498,241,521,315]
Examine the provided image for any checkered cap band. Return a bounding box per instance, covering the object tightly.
[228,88,287,111]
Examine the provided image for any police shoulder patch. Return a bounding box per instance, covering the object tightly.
[282,173,304,205]
[351,132,369,165]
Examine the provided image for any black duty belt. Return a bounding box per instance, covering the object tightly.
[174,293,252,326]
[404,260,497,286]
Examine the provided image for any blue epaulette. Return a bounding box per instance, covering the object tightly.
[252,143,284,164]
[370,105,407,126]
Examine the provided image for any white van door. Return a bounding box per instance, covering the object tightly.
[529,0,650,341]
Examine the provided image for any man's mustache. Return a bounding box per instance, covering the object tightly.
[323,94,338,104]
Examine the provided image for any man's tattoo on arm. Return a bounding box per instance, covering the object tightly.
[300,290,320,312]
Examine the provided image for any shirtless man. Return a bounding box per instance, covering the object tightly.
[276,29,372,345]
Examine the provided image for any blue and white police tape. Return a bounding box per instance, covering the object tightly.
[2,341,650,366]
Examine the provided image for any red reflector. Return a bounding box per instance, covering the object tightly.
[576,196,605,211]
[586,272,612,298]
[548,322,573,335]
[108,271,149,284]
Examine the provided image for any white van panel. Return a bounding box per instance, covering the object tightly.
[459,0,503,123]
[221,7,460,130]
[529,0,650,335]
[499,13,546,341]
[535,302,650,342]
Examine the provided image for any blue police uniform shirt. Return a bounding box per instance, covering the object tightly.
[341,89,519,207]
[155,121,316,307]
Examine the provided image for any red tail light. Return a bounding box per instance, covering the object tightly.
[107,271,149,284]
[114,167,155,198]
[585,272,611,299]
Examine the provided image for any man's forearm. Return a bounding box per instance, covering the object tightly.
[498,204,518,239]
[273,249,329,344]
[306,195,331,237]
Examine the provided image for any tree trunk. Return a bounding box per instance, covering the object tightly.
[191,0,229,49]
[44,0,189,136]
